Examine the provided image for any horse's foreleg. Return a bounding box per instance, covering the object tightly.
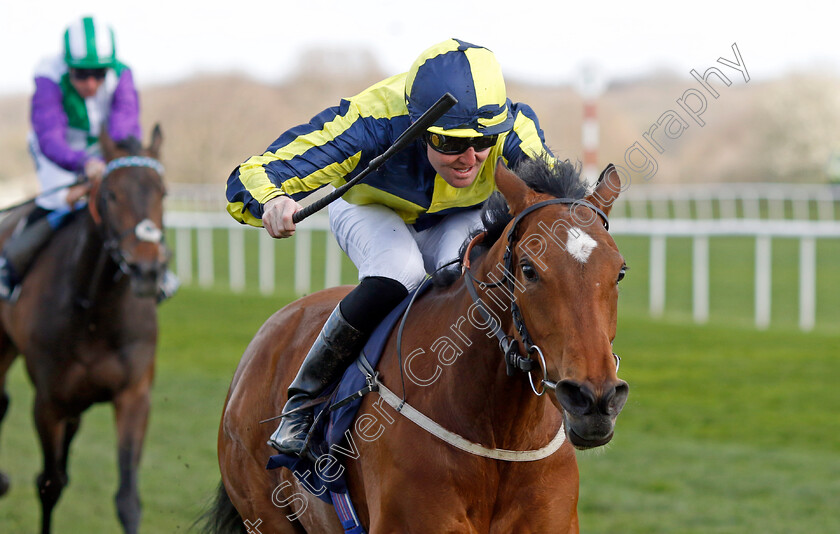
[0,382,8,498]
[60,416,81,474]
[113,376,152,534]
[0,341,16,498]
[569,509,580,534]
[33,395,70,534]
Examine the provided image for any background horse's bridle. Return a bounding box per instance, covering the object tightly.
[79,156,167,308]
[462,197,610,395]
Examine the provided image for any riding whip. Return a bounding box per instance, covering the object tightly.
[292,92,458,223]
[0,176,88,214]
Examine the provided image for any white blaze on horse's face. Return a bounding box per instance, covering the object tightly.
[135,219,163,243]
[565,227,598,263]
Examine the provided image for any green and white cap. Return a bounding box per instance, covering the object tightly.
[63,16,116,69]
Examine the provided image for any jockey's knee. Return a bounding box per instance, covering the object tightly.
[391,250,427,293]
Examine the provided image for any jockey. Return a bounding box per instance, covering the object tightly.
[0,15,177,302]
[225,38,556,458]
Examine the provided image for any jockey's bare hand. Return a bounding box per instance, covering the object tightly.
[263,195,301,238]
[84,157,106,182]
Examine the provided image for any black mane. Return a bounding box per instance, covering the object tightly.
[432,156,587,287]
[115,136,143,155]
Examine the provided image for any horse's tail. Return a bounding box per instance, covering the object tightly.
[193,480,246,534]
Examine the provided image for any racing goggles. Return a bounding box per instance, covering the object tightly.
[425,132,499,155]
[71,68,107,80]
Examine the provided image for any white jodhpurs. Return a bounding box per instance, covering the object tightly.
[328,198,483,292]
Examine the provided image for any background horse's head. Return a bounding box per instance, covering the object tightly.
[93,125,169,298]
[486,157,629,449]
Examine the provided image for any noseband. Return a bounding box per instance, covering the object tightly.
[462,197,612,396]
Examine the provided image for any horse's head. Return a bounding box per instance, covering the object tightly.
[474,157,629,449]
[92,124,169,298]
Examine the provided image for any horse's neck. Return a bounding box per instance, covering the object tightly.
[399,255,556,450]
[62,215,123,296]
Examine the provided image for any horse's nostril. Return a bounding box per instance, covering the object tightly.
[130,265,145,279]
[131,262,157,277]
[129,263,163,288]
[602,381,630,416]
[556,379,596,416]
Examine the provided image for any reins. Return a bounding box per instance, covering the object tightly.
[393,259,461,402]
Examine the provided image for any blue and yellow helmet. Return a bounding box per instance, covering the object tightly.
[405,39,514,137]
[63,16,116,69]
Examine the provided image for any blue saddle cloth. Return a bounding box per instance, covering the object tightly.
[266,282,431,504]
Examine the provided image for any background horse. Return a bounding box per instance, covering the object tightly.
[211,157,628,533]
[0,126,168,534]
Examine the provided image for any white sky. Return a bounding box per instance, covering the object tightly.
[0,1,837,96]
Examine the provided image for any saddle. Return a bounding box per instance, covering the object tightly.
[266,282,432,502]
[0,206,80,301]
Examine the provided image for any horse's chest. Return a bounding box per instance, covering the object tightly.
[44,339,154,402]
[360,445,579,533]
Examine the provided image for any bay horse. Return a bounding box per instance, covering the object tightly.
[211,157,628,533]
[0,125,168,534]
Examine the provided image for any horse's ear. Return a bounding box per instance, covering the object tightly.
[585,163,622,217]
[148,123,163,158]
[494,158,532,215]
[99,123,117,161]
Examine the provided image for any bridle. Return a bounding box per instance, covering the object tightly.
[462,197,611,396]
[362,195,615,460]
[80,155,167,307]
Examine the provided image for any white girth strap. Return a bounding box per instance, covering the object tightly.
[375,381,566,462]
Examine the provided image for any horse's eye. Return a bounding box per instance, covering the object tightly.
[617,264,628,283]
[521,260,539,282]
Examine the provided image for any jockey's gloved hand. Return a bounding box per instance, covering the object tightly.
[83,157,106,181]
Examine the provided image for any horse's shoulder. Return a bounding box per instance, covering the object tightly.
[31,211,89,265]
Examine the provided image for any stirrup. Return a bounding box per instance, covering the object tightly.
[268,415,313,455]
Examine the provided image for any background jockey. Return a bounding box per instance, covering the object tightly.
[225,38,558,458]
[0,15,177,303]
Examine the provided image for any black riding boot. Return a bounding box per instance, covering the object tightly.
[268,305,367,456]
[0,208,53,301]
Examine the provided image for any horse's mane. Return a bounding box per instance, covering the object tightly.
[432,156,587,287]
[116,136,143,155]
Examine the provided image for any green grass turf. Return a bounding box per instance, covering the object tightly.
[0,285,838,532]
[577,313,840,533]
